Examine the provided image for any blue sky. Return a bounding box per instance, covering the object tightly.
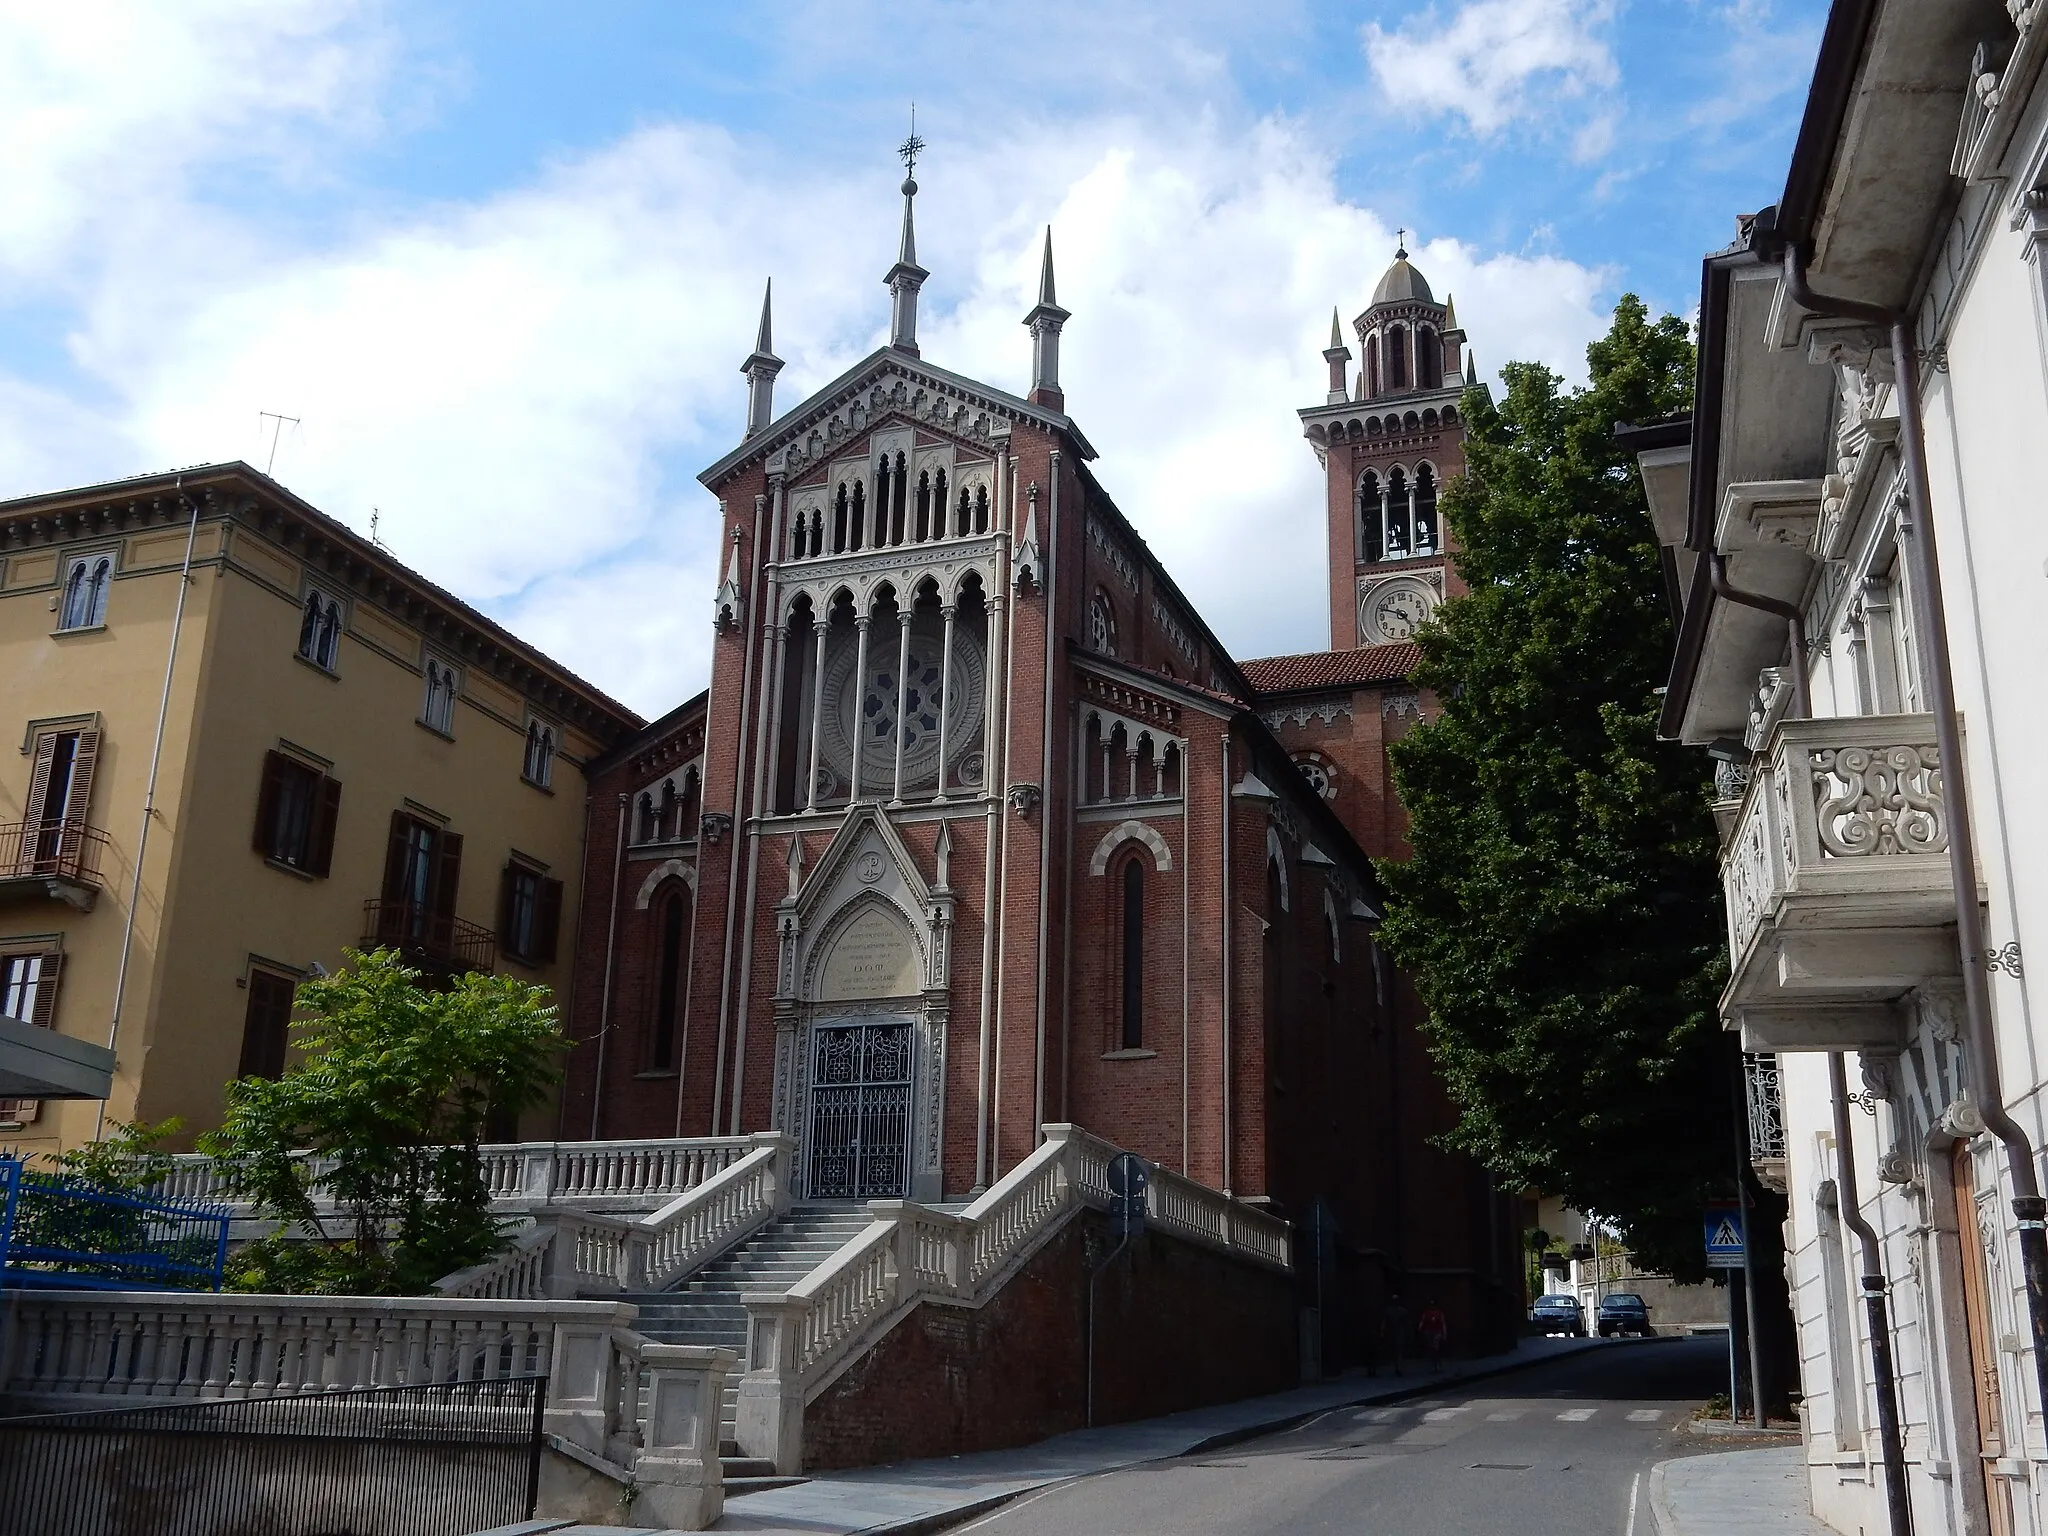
[0,0,1824,714]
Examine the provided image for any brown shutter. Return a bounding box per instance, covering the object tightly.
[308,775,342,878]
[536,877,563,964]
[238,971,295,1080]
[497,863,516,950]
[64,730,99,824]
[23,733,58,829]
[382,811,411,904]
[432,830,464,925]
[253,751,288,857]
[29,951,62,1029]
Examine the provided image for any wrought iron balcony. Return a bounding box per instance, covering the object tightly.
[1743,1052,1787,1194]
[0,818,109,911]
[1720,713,1963,1052]
[360,899,497,976]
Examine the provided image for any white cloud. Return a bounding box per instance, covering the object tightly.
[0,13,1615,717]
[1364,0,1619,141]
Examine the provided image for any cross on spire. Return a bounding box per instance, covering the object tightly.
[1396,227,1409,259]
[899,105,924,185]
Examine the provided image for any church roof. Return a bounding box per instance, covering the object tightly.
[1370,254,1435,308]
[1240,644,1421,694]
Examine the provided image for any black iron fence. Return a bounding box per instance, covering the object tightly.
[0,1375,546,1536]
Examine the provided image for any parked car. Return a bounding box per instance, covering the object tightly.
[1597,1293,1653,1337]
[1529,1294,1585,1337]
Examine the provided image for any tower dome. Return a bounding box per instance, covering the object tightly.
[1370,245,1434,308]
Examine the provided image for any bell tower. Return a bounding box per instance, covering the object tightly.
[1298,239,1477,651]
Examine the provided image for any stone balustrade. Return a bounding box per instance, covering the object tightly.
[0,1292,735,1531]
[154,1133,762,1217]
[733,1123,1290,1474]
[1719,712,1965,1051]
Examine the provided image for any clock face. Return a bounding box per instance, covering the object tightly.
[1364,581,1436,642]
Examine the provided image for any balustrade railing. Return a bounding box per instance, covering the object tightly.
[0,818,109,889]
[1720,712,1954,975]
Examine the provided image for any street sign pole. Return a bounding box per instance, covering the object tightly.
[1704,1204,1746,1423]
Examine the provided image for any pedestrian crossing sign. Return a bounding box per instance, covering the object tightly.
[1704,1206,1745,1269]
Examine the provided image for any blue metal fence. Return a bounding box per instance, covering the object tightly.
[0,1157,230,1291]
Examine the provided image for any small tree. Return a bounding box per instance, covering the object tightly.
[201,948,562,1294]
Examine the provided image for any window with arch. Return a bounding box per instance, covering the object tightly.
[1087,590,1117,657]
[420,657,459,734]
[1385,467,1411,557]
[1119,855,1144,1050]
[522,719,557,789]
[1357,471,1384,563]
[973,485,989,534]
[1413,464,1439,555]
[57,553,114,632]
[650,885,687,1069]
[915,469,933,542]
[1388,326,1409,390]
[833,484,850,553]
[1364,333,1381,398]
[1418,326,1443,389]
[296,588,344,671]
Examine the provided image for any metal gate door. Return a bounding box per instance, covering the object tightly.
[805,1020,912,1199]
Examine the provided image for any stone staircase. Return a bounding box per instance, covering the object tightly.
[611,1202,874,1492]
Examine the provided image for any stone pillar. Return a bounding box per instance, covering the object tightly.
[631,1344,738,1531]
[850,615,871,801]
[891,608,913,804]
[735,1294,809,1475]
[805,620,828,811]
[935,602,957,802]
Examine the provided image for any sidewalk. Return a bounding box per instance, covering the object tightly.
[1650,1447,1832,1536]
[709,1333,1611,1535]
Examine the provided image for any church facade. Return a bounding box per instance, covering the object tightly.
[560,175,1521,1360]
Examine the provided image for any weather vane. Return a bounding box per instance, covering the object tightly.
[899,104,924,183]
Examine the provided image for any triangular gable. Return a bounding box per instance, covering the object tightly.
[776,805,956,1001]
[699,347,1097,491]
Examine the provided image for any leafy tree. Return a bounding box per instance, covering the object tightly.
[201,948,563,1294]
[1375,295,1733,1277]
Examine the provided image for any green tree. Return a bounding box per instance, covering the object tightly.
[200,948,563,1294]
[1376,295,1731,1276]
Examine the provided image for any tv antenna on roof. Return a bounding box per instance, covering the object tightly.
[258,411,300,476]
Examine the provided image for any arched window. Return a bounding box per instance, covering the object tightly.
[891,453,908,545]
[1418,326,1443,389]
[1413,464,1439,555]
[1388,327,1409,390]
[1357,471,1384,564]
[1364,334,1381,398]
[297,590,342,670]
[651,889,686,1070]
[850,479,867,550]
[420,658,457,734]
[956,487,971,538]
[1120,858,1144,1050]
[874,457,892,546]
[933,468,948,538]
[656,780,678,841]
[523,721,556,788]
[637,792,656,843]
[1386,468,1411,557]
[1087,591,1116,657]
[833,485,849,553]
[973,485,989,534]
[915,469,932,542]
[678,768,701,838]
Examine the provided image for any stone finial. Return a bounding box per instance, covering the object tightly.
[1323,305,1352,404]
[1024,226,1071,410]
[741,279,784,438]
[885,168,929,356]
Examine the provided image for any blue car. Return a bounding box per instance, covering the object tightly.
[1598,1293,1654,1337]
[1529,1294,1584,1337]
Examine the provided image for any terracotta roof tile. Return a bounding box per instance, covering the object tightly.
[1240,644,1422,695]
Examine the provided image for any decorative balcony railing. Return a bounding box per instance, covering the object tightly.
[1721,713,1956,990]
[360,899,497,974]
[0,818,109,898]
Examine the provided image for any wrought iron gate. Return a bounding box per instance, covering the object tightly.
[805,1019,913,1199]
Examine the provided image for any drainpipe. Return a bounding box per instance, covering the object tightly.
[1782,243,2048,1443]
[1708,551,1907,1532]
[588,794,628,1142]
[99,481,201,1141]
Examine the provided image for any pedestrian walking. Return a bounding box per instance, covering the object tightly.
[1419,1301,1448,1371]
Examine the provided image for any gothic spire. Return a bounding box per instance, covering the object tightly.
[885,124,929,355]
[1322,304,1352,405]
[1024,226,1071,410]
[741,277,784,438]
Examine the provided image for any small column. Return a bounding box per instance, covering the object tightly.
[850,615,872,801]
[982,594,1002,793]
[805,620,829,811]
[1380,489,1393,563]
[1100,738,1113,803]
[1126,748,1140,802]
[935,602,957,802]
[1153,754,1165,799]
[891,608,913,803]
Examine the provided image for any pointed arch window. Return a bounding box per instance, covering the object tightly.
[1087,591,1117,657]
[955,486,971,538]
[1413,464,1439,555]
[833,484,849,553]
[850,479,867,550]
[874,457,893,546]
[915,470,932,542]
[522,719,557,789]
[651,887,686,1070]
[1364,334,1381,399]
[1418,327,1443,389]
[933,468,949,539]
[1357,471,1384,564]
[1120,857,1144,1050]
[890,452,909,544]
[57,553,114,632]
[1385,468,1411,558]
[973,485,989,534]
[1389,327,1409,390]
[296,588,344,671]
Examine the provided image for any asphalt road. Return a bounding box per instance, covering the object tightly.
[949,1336,1730,1536]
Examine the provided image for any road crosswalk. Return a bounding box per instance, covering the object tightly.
[1353,1403,1670,1427]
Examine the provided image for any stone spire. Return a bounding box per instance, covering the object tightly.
[886,131,929,356]
[1024,226,1071,410]
[741,278,784,438]
[1322,305,1352,405]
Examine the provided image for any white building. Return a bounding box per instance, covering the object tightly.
[1641,4,2048,1533]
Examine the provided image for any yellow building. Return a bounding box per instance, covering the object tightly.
[0,463,641,1155]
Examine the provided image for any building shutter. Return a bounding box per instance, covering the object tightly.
[431,830,464,938]
[253,751,288,857]
[497,863,517,951]
[536,877,563,964]
[381,811,411,904]
[64,730,100,825]
[29,950,62,1029]
[308,776,342,878]
[237,970,296,1080]
[23,733,57,830]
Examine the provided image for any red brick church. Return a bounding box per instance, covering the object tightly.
[560,166,1521,1362]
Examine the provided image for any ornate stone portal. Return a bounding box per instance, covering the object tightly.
[772,806,953,1201]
